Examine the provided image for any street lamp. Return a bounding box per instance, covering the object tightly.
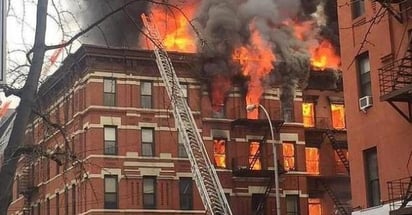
[246,104,281,215]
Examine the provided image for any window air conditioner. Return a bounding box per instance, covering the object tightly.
[359,96,373,110]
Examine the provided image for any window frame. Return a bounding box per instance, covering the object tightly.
[357,52,372,98]
[352,0,365,19]
[213,138,227,168]
[305,147,320,174]
[179,177,193,210]
[104,175,118,209]
[103,78,116,106]
[142,128,155,157]
[143,176,156,209]
[141,81,153,109]
[286,195,300,215]
[330,103,346,129]
[364,147,381,207]
[302,102,315,128]
[283,142,296,171]
[104,126,117,155]
[251,194,266,214]
[178,130,188,158]
[249,140,262,170]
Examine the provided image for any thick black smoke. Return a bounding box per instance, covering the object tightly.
[67,0,148,48]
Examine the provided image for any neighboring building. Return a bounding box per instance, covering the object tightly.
[7,45,350,215]
[338,0,412,214]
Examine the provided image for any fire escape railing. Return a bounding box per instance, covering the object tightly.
[324,129,350,174]
[378,49,412,96]
[378,34,412,122]
[388,176,412,211]
[376,0,412,24]
[19,155,36,215]
[319,180,350,215]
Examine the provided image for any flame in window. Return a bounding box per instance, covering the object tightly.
[302,102,315,127]
[305,147,319,174]
[213,139,226,168]
[331,104,345,129]
[308,198,322,215]
[249,141,262,170]
[283,143,295,171]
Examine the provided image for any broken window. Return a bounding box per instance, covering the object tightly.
[283,142,295,171]
[249,141,262,170]
[331,104,345,129]
[302,102,315,127]
[308,198,322,215]
[305,147,319,174]
[213,139,226,168]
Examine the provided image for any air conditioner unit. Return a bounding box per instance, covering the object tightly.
[359,96,373,110]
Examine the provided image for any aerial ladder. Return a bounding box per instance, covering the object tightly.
[141,14,232,215]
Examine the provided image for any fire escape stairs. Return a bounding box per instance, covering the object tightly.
[249,136,266,171]
[319,180,350,215]
[255,176,274,215]
[376,0,411,24]
[400,178,412,208]
[324,129,350,174]
[19,156,36,214]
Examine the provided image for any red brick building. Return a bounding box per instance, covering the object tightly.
[7,45,350,215]
[337,0,412,214]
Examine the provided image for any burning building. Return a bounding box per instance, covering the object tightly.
[7,0,351,214]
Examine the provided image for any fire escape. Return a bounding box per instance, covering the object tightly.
[305,123,351,214]
[378,0,412,123]
[388,177,412,213]
[18,154,36,214]
[231,119,284,215]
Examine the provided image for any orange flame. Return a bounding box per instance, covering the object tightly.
[143,4,197,52]
[233,28,275,119]
[310,40,341,70]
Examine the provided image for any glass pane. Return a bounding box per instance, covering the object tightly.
[142,143,153,156]
[141,96,152,108]
[143,194,155,207]
[104,93,115,106]
[331,104,345,129]
[249,141,261,170]
[308,198,322,215]
[105,177,117,192]
[104,127,116,141]
[181,84,188,98]
[104,79,115,93]
[142,129,153,142]
[104,141,116,154]
[305,148,319,174]
[302,103,315,127]
[141,82,152,95]
[143,178,154,193]
[359,55,370,74]
[179,143,188,158]
[214,139,226,168]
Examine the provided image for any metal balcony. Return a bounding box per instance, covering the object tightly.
[388,177,412,213]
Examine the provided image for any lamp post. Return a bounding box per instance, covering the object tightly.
[246,104,281,215]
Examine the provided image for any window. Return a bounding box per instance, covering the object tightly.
[72,184,76,215]
[142,128,154,157]
[305,147,319,174]
[46,198,50,215]
[308,198,322,215]
[104,126,117,155]
[249,141,262,170]
[251,194,265,214]
[181,84,188,99]
[357,52,372,97]
[143,177,156,209]
[179,178,193,210]
[178,131,188,158]
[364,147,380,207]
[331,104,346,129]
[103,79,116,106]
[286,195,300,215]
[214,139,226,168]
[283,142,296,171]
[104,175,118,209]
[302,102,315,127]
[141,81,152,108]
[56,192,60,215]
[352,0,365,19]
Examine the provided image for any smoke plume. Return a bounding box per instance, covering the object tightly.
[195,0,333,120]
